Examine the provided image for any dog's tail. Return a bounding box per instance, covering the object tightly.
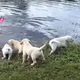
[39,41,48,50]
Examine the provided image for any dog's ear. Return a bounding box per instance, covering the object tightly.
[28,39,31,43]
[10,43,14,46]
[20,41,23,45]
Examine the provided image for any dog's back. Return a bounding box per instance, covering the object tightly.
[50,35,72,43]
[2,43,13,54]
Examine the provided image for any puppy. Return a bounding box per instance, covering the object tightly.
[2,43,13,60]
[20,39,46,66]
[49,35,73,55]
[7,39,23,54]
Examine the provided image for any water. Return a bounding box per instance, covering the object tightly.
[0,0,80,47]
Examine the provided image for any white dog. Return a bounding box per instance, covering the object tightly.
[2,43,13,60]
[20,39,46,66]
[49,35,73,55]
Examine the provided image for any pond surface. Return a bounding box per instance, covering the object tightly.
[0,0,80,47]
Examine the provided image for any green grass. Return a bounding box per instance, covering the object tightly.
[0,43,80,80]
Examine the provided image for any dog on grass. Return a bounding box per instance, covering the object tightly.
[20,39,46,66]
[2,43,13,60]
[7,39,23,54]
[49,35,73,55]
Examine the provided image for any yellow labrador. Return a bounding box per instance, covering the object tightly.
[20,39,46,66]
[7,39,23,54]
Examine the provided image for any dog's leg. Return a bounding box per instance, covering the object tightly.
[39,51,45,61]
[41,52,45,61]
[31,55,37,66]
[42,55,45,61]
[8,53,12,60]
[2,53,6,59]
[31,60,37,66]
[22,53,26,64]
[49,45,57,55]
[27,55,30,60]
[18,48,22,54]
[40,54,45,64]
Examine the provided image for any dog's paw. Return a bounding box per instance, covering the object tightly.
[30,62,37,67]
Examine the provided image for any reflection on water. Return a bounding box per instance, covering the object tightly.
[0,0,80,47]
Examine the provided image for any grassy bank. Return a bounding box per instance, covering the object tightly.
[0,43,80,80]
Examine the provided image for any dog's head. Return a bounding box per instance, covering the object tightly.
[20,39,31,45]
[66,36,73,42]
